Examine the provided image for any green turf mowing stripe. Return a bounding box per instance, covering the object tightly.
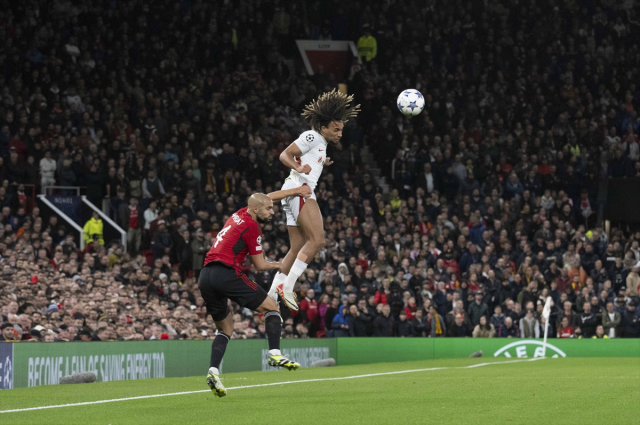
[0,358,544,414]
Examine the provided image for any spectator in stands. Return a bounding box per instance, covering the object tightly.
[577,302,599,338]
[498,317,519,338]
[446,303,471,330]
[411,309,429,337]
[83,212,104,246]
[448,313,471,337]
[356,24,377,63]
[1,0,640,344]
[152,221,173,260]
[331,305,350,338]
[324,298,340,332]
[472,316,495,338]
[142,170,166,199]
[490,305,506,331]
[1,323,20,342]
[396,311,414,337]
[558,301,576,330]
[191,229,209,279]
[602,302,621,339]
[593,325,608,339]
[557,317,574,339]
[299,289,320,335]
[627,267,640,297]
[373,305,395,337]
[119,197,142,256]
[519,309,540,339]
[427,305,446,338]
[467,293,488,327]
[622,302,640,338]
[348,304,370,337]
[92,328,110,342]
[39,151,56,194]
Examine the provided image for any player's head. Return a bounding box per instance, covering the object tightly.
[247,193,274,223]
[302,89,360,145]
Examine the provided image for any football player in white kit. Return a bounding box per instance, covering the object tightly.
[267,90,360,310]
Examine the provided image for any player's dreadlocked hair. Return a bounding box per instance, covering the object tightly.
[301,89,361,131]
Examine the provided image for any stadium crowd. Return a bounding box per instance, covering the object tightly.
[1,0,640,343]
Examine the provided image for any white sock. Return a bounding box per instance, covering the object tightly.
[208,367,220,376]
[268,349,282,356]
[283,259,307,292]
[268,272,287,298]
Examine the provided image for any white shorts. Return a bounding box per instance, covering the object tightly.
[280,178,316,226]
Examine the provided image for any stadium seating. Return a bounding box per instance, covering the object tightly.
[1,0,639,343]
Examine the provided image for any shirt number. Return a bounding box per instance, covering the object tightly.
[214,225,232,248]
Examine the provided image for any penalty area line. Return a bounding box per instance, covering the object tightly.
[0,358,545,414]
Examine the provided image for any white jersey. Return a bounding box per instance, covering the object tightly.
[287,130,327,190]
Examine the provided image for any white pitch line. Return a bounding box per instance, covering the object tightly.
[0,358,545,414]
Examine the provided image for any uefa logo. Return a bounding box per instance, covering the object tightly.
[0,355,12,390]
[493,340,567,358]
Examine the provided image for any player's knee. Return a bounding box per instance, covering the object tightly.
[264,310,281,320]
[260,296,278,312]
[310,235,325,252]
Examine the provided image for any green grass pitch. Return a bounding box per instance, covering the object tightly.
[1,358,638,424]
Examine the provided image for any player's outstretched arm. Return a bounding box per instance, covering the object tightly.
[250,254,282,272]
[280,143,312,174]
[267,185,312,201]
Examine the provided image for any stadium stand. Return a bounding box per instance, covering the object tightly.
[1,0,640,343]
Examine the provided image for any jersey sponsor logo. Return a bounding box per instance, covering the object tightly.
[232,213,244,225]
[318,149,324,152]
[493,340,567,358]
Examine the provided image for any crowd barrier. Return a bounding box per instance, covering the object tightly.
[1,338,638,390]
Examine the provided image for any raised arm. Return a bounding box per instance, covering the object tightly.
[279,143,311,175]
[267,185,312,202]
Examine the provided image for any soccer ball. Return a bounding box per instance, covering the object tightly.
[396,89,425,116]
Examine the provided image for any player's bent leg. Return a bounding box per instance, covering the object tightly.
[280,199,324,309]
[268,226,306,301]
[206,312,233,398]
[255,298,300,371]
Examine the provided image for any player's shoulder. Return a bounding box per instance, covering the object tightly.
[233,208,251,226]
[298,130,325,145]
[239,209,260,230]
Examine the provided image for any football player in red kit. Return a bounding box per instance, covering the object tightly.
[200,185,310,397]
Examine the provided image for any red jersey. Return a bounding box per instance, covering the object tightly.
[467,280,480,292]
[203,207,263,271]
[129,206,138,229]
[442,259,460,277]
[374,290,388,305]
[558,326,574,338]
[299,297,319,324]
[355,258,369,273]
[418,221,432,236]
[444,280,458,291]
